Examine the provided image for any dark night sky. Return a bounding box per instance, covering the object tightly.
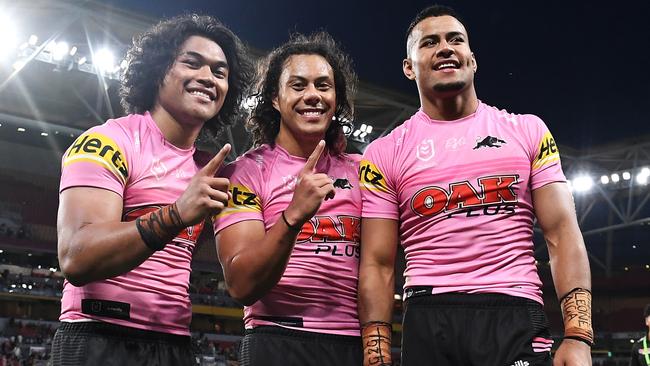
[103,0,650,149]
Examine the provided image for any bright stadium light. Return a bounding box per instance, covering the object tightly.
[28,34,37,46]
[93,48,115,74]
[0,16,18,59]
[636,167,650,185]
[366,125,373,134]
[611,173,620,183]
[572,175,594,193]
[600,175,609,184]
[53,41,69,61]
[622,171,631,180]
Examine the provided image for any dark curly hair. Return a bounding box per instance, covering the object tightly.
[247,32,357,155]
[120,14,253,140]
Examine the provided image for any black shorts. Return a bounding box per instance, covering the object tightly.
[402,291,553,366]
[50,321,196,366]
[239,326,362,366]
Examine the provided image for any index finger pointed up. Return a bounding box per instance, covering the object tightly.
[301,140,325,175]
[200,143,231,176]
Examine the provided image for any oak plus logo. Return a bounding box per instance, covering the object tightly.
[297,215,361,258]
[410,175,519,218]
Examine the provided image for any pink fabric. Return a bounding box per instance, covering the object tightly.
[360,102,566,304]
[59,112,205,335]
[213,144,361,336]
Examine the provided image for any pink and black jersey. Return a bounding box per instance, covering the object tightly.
[59,112,206,335]
[360,102,566,304]
[213,144,361,336]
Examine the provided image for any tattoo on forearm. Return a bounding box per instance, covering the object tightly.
[362,321,392,366]
[135,203,186,251]
[560,287,594,346]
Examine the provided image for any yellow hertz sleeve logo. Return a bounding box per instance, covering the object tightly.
[216,184,262,218]
[533,131,560,170]
[63,132,129,184]
[359,159,389,193]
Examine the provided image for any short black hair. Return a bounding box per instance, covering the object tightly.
[406,4,466,42]
[247,32,357,155]
[644,304,650,318]
[120,14,253,141]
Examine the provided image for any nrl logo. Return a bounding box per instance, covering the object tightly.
[416,139,435,161]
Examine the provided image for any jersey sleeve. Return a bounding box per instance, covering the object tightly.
[60,122,131,197]
[212,157,264,233]
[359,137,399,220]
[524,114,567,190]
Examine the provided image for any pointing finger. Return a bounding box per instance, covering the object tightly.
[301,140,325,175]
[200,144,231,176]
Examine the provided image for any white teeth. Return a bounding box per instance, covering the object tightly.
[437,63,457,70]
[190,90,211,100]
[302,111,322,116]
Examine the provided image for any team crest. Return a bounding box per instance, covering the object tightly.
[416,139,435,161]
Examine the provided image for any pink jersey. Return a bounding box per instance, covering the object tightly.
[361,102,566,304]
[213,144,361,336]
[59,112,207,335]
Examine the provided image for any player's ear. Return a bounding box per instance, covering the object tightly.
[403,58,416,80]
[272,94,280,112]
[471,53,477,73]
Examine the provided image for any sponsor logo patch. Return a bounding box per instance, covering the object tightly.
[533,131,560,170]
[63,132,128,184]
[410,175,519,217]
[215,184,261,219]
[359,160,388,193]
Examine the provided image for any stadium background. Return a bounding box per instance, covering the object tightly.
[0,1,648,365]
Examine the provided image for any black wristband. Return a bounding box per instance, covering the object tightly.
[563,336,594,347]
[281,211,302,232]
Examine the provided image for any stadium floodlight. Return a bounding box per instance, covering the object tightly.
[611,173,620,183]
[622,171,631,180]
[572,175,593,193]
[366,125,373,134]
[359,132,368,139]
[0,16,18,59]
[342,125,352,134]
[93,48,115,74]
[600,175,609,184]
[69,46,77,56]
[636,168,649,185]
[77,56,87,65]
[53,41,69,61]
[353,129,361,137]
[28,34,37,46]
[360,123,368,132]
